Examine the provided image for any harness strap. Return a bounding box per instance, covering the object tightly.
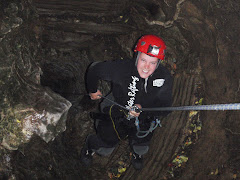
[109,104,162,139]
[109,105,129,141]
[109,105,122,141]
[135,117,162,138]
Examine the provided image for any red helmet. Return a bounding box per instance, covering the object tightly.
[134,35,166,60]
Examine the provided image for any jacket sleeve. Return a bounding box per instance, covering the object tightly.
[86,60,125,93]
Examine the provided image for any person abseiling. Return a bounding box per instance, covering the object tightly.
[80,34,173,170]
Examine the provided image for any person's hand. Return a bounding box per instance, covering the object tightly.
[89,90,102,100]
[129,104,142,117]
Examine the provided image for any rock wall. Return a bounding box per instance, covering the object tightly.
[0,0,239,179]
[0,1,71,178]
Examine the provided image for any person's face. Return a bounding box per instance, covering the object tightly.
[137,53,158,79]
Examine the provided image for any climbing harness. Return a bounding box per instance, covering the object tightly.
[135,117,162,138]
[126,105,142,120]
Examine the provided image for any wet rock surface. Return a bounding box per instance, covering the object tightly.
[0,0,240,179]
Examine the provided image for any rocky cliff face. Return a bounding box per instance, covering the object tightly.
[0,0,239,179]
[0,1,72,178]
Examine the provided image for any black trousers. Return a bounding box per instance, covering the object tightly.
[87,118,153,156]
[87,93,153,156]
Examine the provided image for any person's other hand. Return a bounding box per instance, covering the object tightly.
[89,90,102,100]
[129,104,142,117]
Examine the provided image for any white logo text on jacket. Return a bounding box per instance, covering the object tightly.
[126,76,139,109]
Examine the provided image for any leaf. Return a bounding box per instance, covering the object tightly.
[118,161,124,165]
[196,126,201,131]
[179,156,188,162]
[193,129,198,133]
[118,167,126,173]
[189,111,198,118]
[198,98,203,105]
[172,63,177,70]
[185,141,192,146]
[108,172,113,179]
[114,174,121,178]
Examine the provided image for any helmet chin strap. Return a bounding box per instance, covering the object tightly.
[135,51,141,66]
[156,59,161,69]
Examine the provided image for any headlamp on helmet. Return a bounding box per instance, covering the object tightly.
[134,35,166,60]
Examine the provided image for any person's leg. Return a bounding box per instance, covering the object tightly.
[129,129,153,170]
[87,134,117,156]
[131,140,150,156]
[80,118,120,166]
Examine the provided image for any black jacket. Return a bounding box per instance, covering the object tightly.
[86,58,173,122]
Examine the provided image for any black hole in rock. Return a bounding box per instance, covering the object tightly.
[40,62,78,100]
[147,3,160,16]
